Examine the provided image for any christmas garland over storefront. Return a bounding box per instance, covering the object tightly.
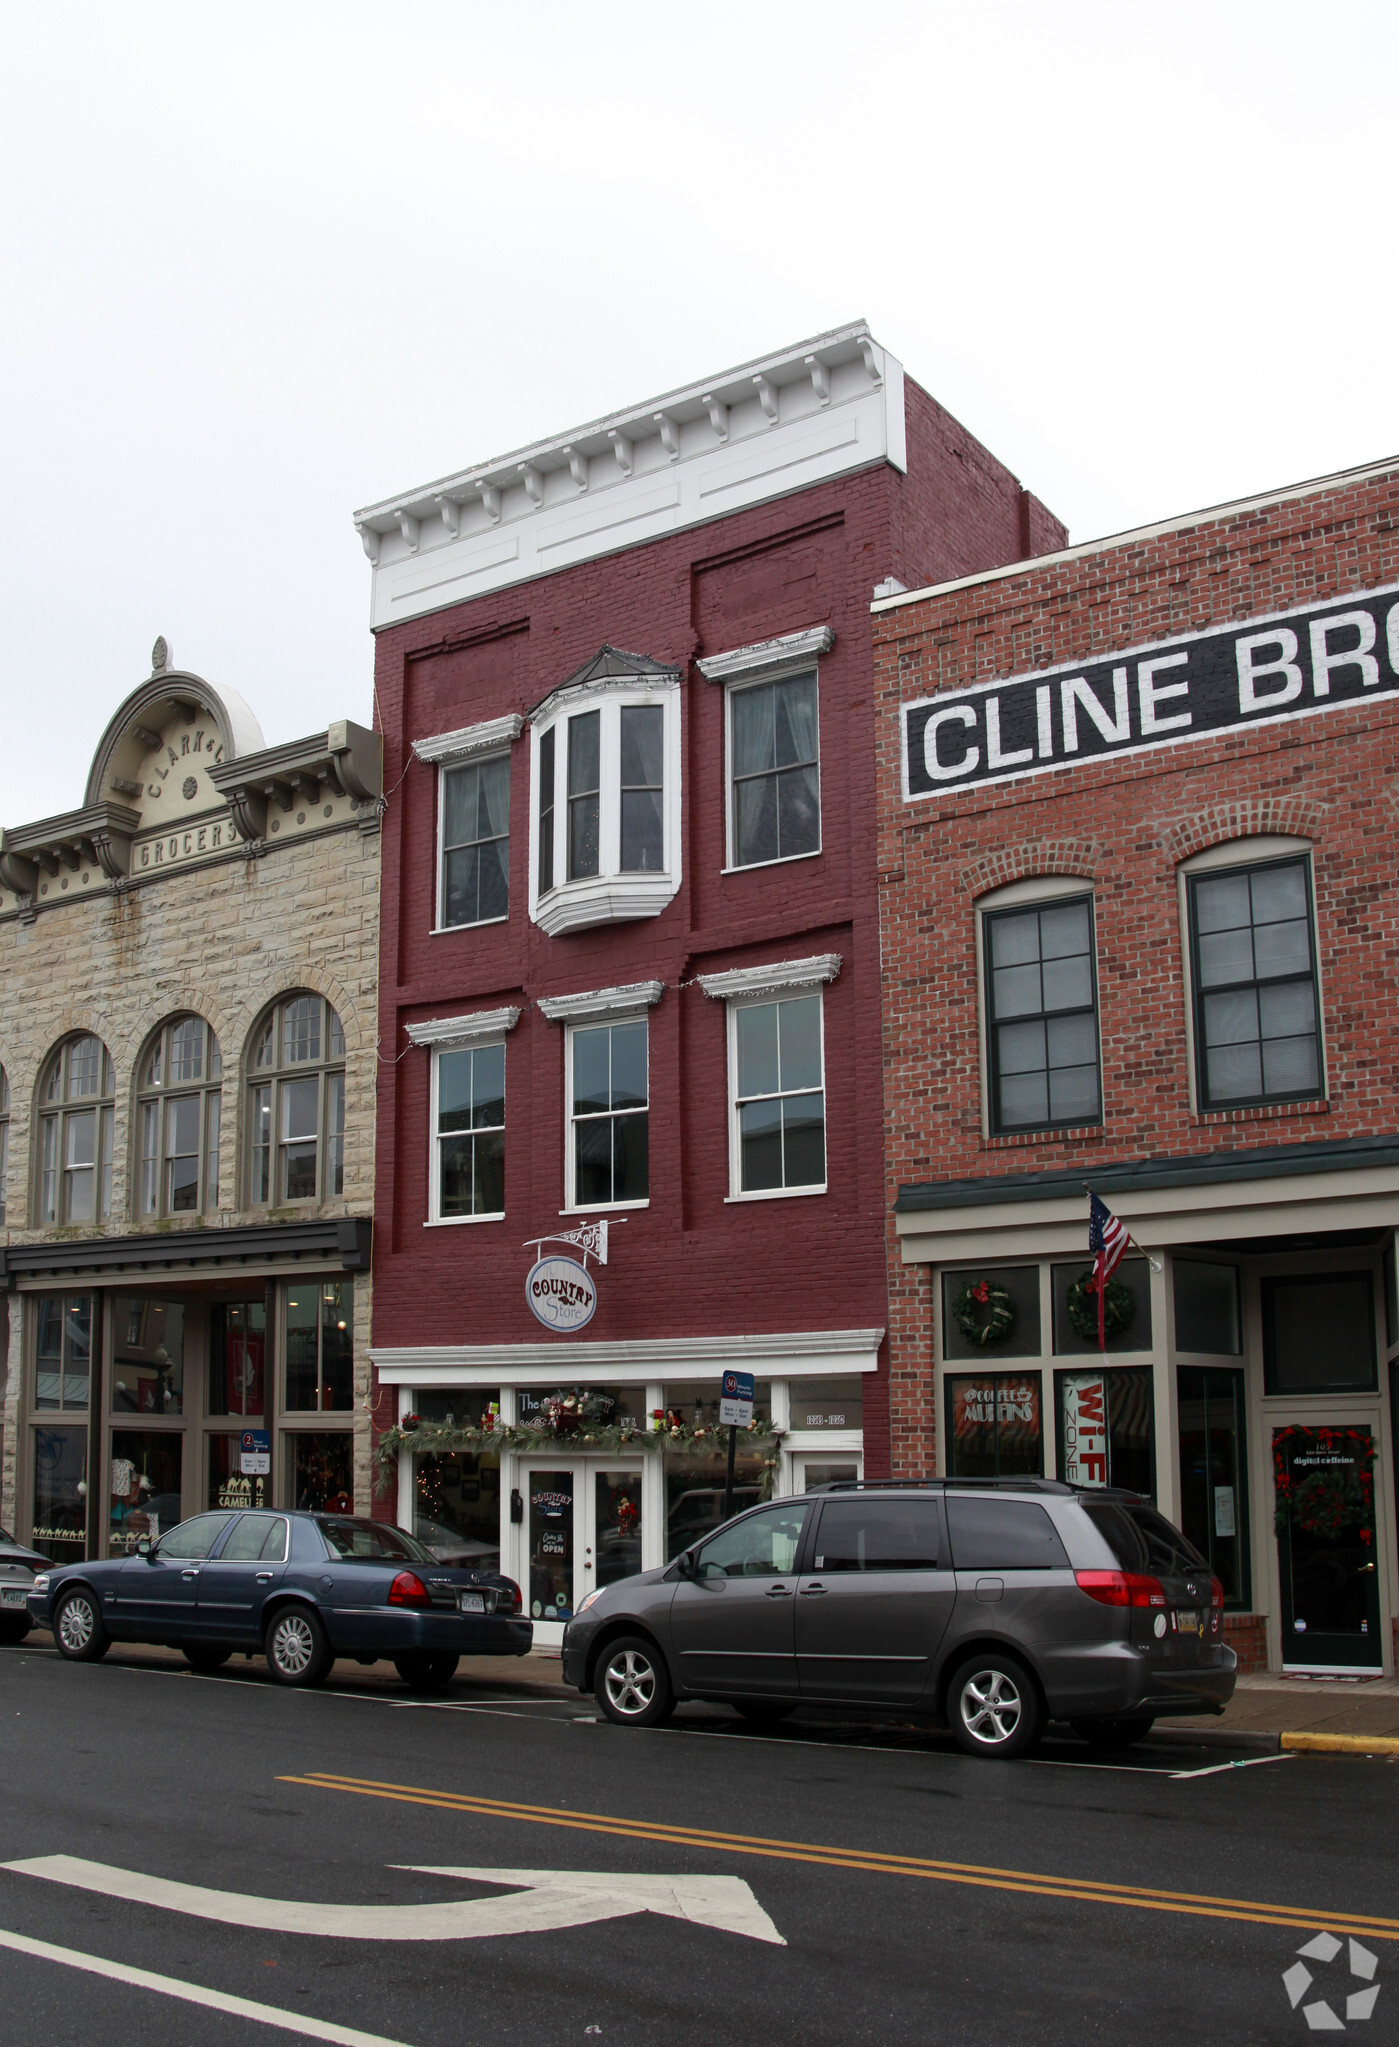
[1273,1425,1376,1542]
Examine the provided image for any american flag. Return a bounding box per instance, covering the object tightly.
[1088,1191,1130,1353]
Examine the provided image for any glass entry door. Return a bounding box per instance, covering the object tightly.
[521,1461,644,1639]
[1274,1427,1382,1669]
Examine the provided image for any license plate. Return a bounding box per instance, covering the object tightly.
[1,1588,26,1608]
[1177,1609,1201,1635]
[458,1591,485,1614]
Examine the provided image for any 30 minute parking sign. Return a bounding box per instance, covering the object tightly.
[720,1371,755,1427]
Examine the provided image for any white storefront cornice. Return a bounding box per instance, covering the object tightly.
[698,954,842,1001]
[537,981,665,1024]
[405,1007,522,1051]
[696,624,834,684]
[370,1327,885,1385]
[353,322,906,630]
[412,714,523,767]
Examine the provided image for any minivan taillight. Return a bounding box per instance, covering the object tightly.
[1075,1569,1167,1609]
[1210,1576,1224,1608]
[387,1571,431,1608]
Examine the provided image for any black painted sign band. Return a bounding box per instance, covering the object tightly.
[901,585,1399,801]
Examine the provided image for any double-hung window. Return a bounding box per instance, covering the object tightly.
[1187,855,1322,1108]
[984,896,1102,1133]
[729,671,820,868]
[136,1014,223,1217]
[440,755,509,928]
[568,1019,648,1208]
[733,993,826,1195]
[248,994,346,1205]
[432,1043,505,1221]
[38,1035,115,1224]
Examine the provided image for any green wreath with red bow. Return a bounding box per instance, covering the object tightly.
[952,1278,1017,1349]
[1064,1268,1135,1342]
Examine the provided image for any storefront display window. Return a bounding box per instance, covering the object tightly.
[32,1424,87,1561]
[941,1266,1042,1360]
[291,1432,353,1512]
[664,1448,766,1560]
[412,1389,500,1427]
[1173,1260,1241,1356]
[517,1384,637,1432]
[112,1298,185,1415]
[662,1382,771,1429]
[946,1372,1043,1479]
[1055,1367,1154,1497]
[413,1450,501,1570]
[35,1296,92,1411]
[208,1300,266,1417]
[595,1470,643,1588]
[1176,1367,1249,1606]
[1052,1257,1152,1356]
[208,1432,268,1511]
[787,1377,863,1430]
[286,1283,353,1411]
[109,1429,183,1553]
[1262,1273,1377,1394]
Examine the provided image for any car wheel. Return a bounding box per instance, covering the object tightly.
[594,1635,674,1727]
[263,1606,333,1688]
[731,1699,795,1726]
[183,1646,232,1675]
[394,1652,459,1691]
[947,1652,1043,1760]
[53,1588,109,1663]
[0,1613,32,1646]
[1071,1715,1155,1751]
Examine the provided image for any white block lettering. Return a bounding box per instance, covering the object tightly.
[986,697,1032,771]
[1388,602,1399,679]
[1309,610,1379,695]
[1035,684,1053,758]
[1061,669,1129,752]
[1137,651,1192,734]
[922,704,980,781]
[1237,628,1303,712]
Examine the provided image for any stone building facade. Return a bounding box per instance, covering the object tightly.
[0,645,382,1559]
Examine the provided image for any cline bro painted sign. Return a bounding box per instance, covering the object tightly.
[526,1255,598,1333]
[902,586,1399,799]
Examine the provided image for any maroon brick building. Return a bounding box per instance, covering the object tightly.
[355,323,1062,1639]
[873,455,1399,1675]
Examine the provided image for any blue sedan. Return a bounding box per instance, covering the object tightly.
[27,1509,531,1689]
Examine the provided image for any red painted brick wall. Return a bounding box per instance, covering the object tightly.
[368,376,1064,1473]
[873,465,1399,1474]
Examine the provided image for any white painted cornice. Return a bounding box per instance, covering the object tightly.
[537,981,665,1024]
[412,714,523,767]
[696,624,834,684]
[405,1007,522,1051]
[354,322,906,631]
[371,1327,885,1384]
[698,954,842,1001]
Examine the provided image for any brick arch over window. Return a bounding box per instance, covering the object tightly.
[1161,797,1327,867]
[959,838,1102,899]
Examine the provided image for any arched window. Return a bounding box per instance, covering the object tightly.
[247,993,345,1206]
[136,1015,223,1217]
[0,1065,9,1226]
[38,1035,115,1224]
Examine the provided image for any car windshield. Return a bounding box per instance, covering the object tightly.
[316,1517,436,1564]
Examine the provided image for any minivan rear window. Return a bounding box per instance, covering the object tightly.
[1081,1502,1149,1572]
[946,1497,1069,1571]
[814,1498,940,1572]
[1124,1504,1208,1575]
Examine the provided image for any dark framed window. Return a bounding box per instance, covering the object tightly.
[1056,1366,1155,1498]
[620,705,664,873]
[537,727,556,896]
[1176,1367,1250,1607]
[1187,856,1322,1109]
[567,711,600,880]
[1052,1257,1153,1356]
[941,1266,1041,1360]
[945,1372,1043,1479]
[1261,1272,1376,1394]
[285,1281,354,1412]
[568,1019,648,1207]
[441,755,510,928]
[984,896,1101,1134]
[729,671,820,868]
[1172,1259,1241,1355]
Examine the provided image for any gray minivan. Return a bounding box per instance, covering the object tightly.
[560,1480,1236,1757]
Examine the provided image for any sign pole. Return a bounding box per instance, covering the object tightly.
[723,1423,737,1524]
[718,1368,753,1525]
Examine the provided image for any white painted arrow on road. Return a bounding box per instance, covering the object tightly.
[3,1854,785,1946]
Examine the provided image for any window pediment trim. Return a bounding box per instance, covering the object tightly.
[538,981,664,1024]
[698,953,841,1001]
[697,624,834,685]
[413,714,523,767]
[406,1007,522,1052]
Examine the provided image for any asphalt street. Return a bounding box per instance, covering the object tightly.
[1,1642,1396,2047]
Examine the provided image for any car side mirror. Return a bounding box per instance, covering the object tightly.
[676,1549,698,1580]
[137,1537,153,1558]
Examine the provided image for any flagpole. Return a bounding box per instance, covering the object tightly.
[1081,1185,1163,1273]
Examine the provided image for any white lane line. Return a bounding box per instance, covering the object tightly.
[0,1925,415,2047]
[645,1722,1209,1774]
[1170,1752,1299,1780]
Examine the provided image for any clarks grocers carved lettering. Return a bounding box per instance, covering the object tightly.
[902,585,1399,800]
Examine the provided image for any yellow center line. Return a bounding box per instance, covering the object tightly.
[281,1772,1399,1941]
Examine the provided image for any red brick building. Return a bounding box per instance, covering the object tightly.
[873,455,1399,1675]
[355,323,1062,1639]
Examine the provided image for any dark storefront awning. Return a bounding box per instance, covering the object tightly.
[0,1217,371,1291]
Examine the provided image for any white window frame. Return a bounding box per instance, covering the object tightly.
[427,1040,507,1227]
[406,1009,523,1228]
[562,1014,652,1215]
[698,957,840,1205]
[434,752,512,934]
[412,715,523,937]
[527,677,682,937]
[698,626,833,876]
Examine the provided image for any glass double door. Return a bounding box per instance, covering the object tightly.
[521,1461,644,1632]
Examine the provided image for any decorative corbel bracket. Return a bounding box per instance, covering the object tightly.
[608,430,633,477]
[566,448,589,493]
[519,464,545,509]
[654,413,681,462]
[479,483,503,525]
[436,495,462,538]
[399,513,421,553]
[357,523,381,565]
[702,394,729,443]
[805,354,831,406]
[753,375,780,425]
[858,337,882,387]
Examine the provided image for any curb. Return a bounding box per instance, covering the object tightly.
[1280,1731,1399,1756]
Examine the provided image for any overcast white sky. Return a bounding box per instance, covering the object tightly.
[2,0,1394,822]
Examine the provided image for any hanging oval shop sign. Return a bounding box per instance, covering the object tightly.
[526,1255,598,1333]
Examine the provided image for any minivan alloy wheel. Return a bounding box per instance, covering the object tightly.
[947,1650,1043,1759]
[594,1634,674,1727]
[961,1667,1023,1743]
